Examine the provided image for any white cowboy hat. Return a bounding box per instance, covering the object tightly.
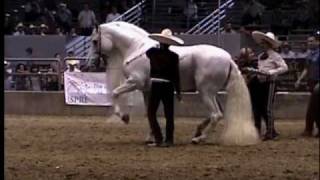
[252,31,281,48]
[149,28,184,46]
[40,24,48,29]
[66,60,79,65]
[16,22,24,28]
[29,24,36,29]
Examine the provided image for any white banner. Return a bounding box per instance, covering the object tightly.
[64,72,113,106]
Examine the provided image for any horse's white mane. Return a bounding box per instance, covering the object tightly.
[100,21,150,39]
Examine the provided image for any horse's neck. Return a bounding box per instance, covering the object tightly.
[107,27,157,64]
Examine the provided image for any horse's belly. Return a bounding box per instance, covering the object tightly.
[179,60,196,92]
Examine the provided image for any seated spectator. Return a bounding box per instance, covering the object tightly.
[221,23,237,34]
[13,23,26,36]
[65,60,81,72]
[280,42,295,59]
[15,63,30,90]
[106,6,121,23]
[69,28,78,37]
[27,24,37,35]
[46,75,60,91]
[184,0,198,28]
[78,3,97,36]
[55,27,64,36]
[39,24,48,36]
[295,42,311,59]
[29,64,41,91]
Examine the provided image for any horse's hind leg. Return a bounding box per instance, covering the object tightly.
[192,94,223,144]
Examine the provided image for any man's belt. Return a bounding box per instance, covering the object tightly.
[151,78,170,83]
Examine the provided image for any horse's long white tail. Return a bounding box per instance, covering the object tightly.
[219,62,260,146]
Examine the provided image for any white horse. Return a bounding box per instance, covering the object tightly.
[88,21,260,145]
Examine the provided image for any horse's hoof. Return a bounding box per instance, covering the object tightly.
[121,114,130,124]
[191,138,200,145]
[144,140,154,144]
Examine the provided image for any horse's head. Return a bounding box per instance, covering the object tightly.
[87,25,114,68]
[88,22,157,70]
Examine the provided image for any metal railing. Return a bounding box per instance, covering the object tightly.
[185,0,234,35]
[113,0,146,25]
[65,36,91,57]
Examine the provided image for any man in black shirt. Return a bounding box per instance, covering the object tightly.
[146,29,184,147]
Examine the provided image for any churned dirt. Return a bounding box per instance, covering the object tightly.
[4,115,319,180]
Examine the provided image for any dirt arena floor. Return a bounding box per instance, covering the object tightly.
[5,115,319,180]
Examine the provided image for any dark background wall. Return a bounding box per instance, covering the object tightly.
[4,35,67,58]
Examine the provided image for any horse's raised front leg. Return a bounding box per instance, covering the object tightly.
[192,94,223,144]
[112,77,137,123]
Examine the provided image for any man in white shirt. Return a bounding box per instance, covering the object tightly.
[245,31,288,141]
[78,3,96,36]
[106,6,121,23]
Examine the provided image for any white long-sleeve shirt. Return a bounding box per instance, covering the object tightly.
[258,49,288,76]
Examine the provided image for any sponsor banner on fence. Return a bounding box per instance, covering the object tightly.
[64,72,113,106]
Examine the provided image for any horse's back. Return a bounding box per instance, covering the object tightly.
[171,44,232,61]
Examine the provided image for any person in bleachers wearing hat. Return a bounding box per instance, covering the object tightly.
[27,24,37,35]
[244,31,288,141]
[40,24,49,36]
[13,22,26,36]
[65,59,81,73]
[145,28,183,147]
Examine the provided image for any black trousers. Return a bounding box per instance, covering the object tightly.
[147,81,174,144]
[305,82,320,133]
[248,77,278,135]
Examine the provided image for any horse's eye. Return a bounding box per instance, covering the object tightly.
[93,40,98,45]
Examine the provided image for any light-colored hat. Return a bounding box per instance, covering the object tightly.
[4,61,9,65]
[67,60,79,65]
[59,3,67,7]
[16,22,24,28]
[149,28,184,46]
[252,31,281,48]
[40,24,48,29]
[29,24,36,29]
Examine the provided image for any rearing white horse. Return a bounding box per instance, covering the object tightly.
[88,21,260,145]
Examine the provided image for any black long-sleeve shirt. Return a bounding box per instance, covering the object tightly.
[146,47,181,95]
